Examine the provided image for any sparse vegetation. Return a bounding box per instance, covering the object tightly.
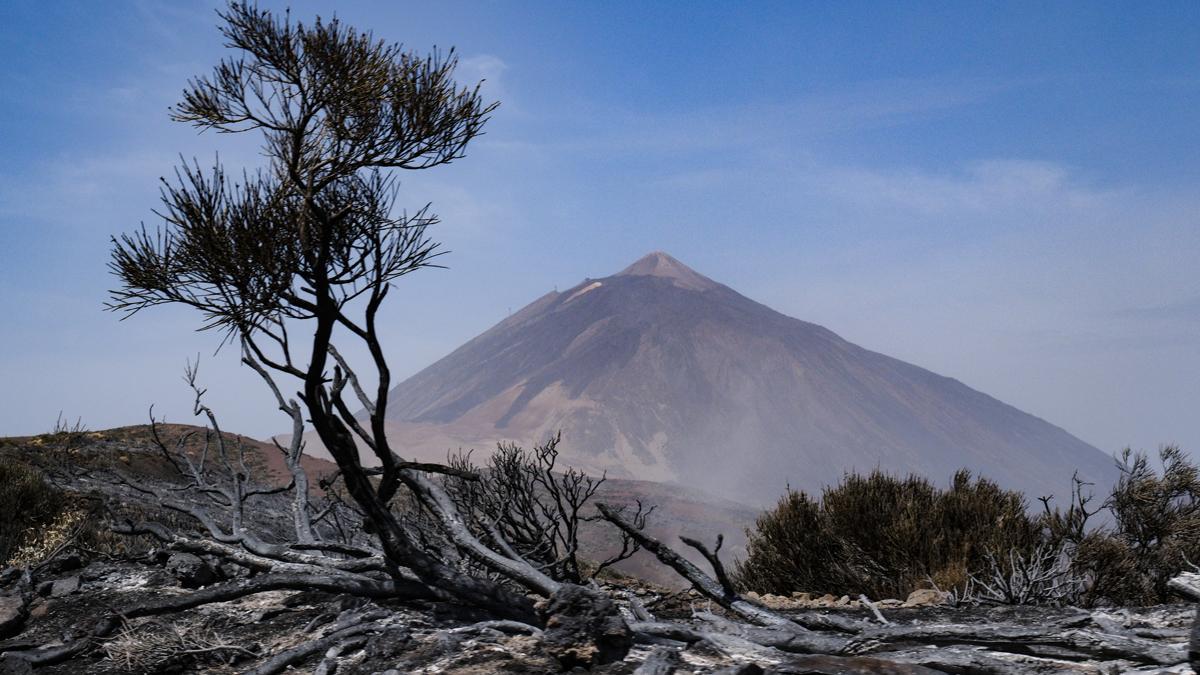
[0,459,67,566]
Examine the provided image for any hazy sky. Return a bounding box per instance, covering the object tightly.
[1,1,1198,461]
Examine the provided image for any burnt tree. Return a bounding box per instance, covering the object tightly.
[102,1,626,665]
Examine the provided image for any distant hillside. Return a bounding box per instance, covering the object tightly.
[1,425,749,587]
[367,251,1117,505]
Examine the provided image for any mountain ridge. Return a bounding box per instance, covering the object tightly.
[374,252,1117,504]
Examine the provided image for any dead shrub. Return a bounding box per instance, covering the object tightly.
[440,434,651,584]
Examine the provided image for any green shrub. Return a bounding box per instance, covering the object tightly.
[1060,445,1200,606]
[734,469,1039,599]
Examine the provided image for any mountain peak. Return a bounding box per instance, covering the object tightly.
[616,251,718,291]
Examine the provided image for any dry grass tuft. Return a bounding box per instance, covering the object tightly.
[0,458,67,566]
[5,505,89,568]
[101,617,256,672]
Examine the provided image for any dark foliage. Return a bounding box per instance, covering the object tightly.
[739,446,1200,607]
[1050,445,1200,606]
[734,469,1040,599]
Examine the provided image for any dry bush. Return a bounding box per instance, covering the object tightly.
[0,459,68,566]
[48,412,90,449]
[735,469,1039,599]
[965,542,1085,606]
[5,506,89,569]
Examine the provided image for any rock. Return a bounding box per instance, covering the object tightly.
[903,588,949,608]
[34,582,52,598]
[0,595,28,640]
[41,553,82,576]
[165,552,217,588]
[712,665,764,675]
[744,591,761,600]
[363,627,412,662]
[791,592,812,602]
[0,655,33,675]
[80,565,106,582]
[835,595,851,607]
[49,575,81,597]
[878,599,903,607]
[539,584,633,670]
[773,654,944,674]
[759,593,794,609]
[815,593,837,607]
[634,646,680,675]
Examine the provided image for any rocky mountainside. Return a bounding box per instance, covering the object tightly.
[373,252,1117,505]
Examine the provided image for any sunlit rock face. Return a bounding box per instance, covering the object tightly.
[376,251,1117,505]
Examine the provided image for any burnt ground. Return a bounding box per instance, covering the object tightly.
[1,429,1198,674]
[3,556,1196,674]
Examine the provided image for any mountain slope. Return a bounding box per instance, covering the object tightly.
[379,252,1117,504]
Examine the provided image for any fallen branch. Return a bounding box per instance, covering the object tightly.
[248,609,390,675]
[596,503,790,628]
[858,595,890,626]
[1,574,428,667]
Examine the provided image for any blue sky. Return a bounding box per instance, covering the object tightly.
[1,1,1198,461]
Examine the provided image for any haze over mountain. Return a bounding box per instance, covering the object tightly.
[366,252,1117,505]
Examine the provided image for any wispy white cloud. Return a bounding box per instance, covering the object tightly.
[817,159,1099,216]
[459,54,509,99]
[509,75,1028,157]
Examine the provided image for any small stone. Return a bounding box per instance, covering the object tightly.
[903,588,949,608]
[0,594,27,635]
[790,592,812,602]
[712,664,764,675]
[42,553,82,576]
[835,595,850,606]
[50,576,81,597]
[744,591,760,600]
[165,552,217,589]
[363,628,412,662]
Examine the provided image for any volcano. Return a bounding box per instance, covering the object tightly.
[371,252,1116,504]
